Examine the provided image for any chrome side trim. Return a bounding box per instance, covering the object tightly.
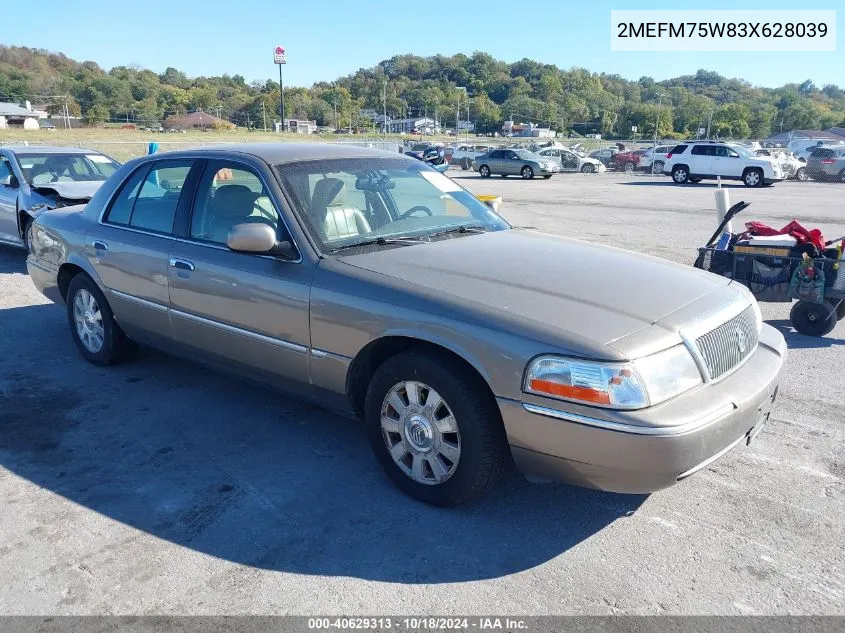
[170,308,307,354]
[676,432,748,479]
[109,289,169,313]
[521,402,736,437]
[309,348,352,360]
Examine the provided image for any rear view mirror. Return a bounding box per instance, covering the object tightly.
[227,223,297,260]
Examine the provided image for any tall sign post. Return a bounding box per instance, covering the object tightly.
[274,46,286,132]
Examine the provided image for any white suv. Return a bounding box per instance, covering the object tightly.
[663,142,785,187]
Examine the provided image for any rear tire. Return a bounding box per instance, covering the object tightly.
[364,351,508,506]
[460,157,472,170]
[790,300,837,337]
[580,163,595,173]
[478,164,491,178]
[672,166,690,184]
[521,166,534,179]
[743,168,764,187]
[623,162,635,173]
[543,175,552,179]
[66,274,138,365]
[839,169,845,183]
[795,167,808,181]
[21,215,32,252]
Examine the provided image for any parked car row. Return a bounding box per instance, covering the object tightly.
[22,142,786,507]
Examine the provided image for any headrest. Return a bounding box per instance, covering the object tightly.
[311,178,347,208]
[212,185,257,218]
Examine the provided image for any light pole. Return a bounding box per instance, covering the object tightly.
[382,79,387,135]
[653,93,664,146]
[456,86,466,139]
[706,109,714,140]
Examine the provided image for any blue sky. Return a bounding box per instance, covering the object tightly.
[4,0,842,89]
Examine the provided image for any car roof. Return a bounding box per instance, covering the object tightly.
[2,145,106,155]
[136,142,410,164]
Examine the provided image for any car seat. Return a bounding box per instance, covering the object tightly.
[309,178,371,241]
[206,184,269,244]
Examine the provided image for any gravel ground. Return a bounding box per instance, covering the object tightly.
[0,172,843,615]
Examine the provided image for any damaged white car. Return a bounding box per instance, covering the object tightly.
[755,148,809,181]
[0,145,121,250]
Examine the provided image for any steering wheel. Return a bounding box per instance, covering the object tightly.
[398,205,433,219]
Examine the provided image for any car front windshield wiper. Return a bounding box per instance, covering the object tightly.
[327,235,427,254]
[426,224,489,240]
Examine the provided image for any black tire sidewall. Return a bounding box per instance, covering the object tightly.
[364,352,506,506]
[790,300,837,337]
[66,274,123,365]
[479,165,490,177]
[522,166,533,179]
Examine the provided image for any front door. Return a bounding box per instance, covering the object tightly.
[167,160,313,395]
[0,155,21,246]
[503,150,519,174]
[560,150,580,172]
[91,159,196,346]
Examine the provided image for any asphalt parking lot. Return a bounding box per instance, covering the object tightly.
[0,172,843,615]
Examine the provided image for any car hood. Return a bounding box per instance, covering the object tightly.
[31,180,103,201]
[337,230,732,354]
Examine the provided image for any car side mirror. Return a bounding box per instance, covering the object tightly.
[1,174,18,188]
[226,223,297,260]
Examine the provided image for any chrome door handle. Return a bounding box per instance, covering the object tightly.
[92,240,108,251]
[169,257,195,272]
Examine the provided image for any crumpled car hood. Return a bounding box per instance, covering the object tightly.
[32,180,103,201]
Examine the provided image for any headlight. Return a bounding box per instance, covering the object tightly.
[524,346,703,410]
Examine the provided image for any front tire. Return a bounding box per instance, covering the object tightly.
[790,300,837,337]
[672,166,690,184]
[795,167,809,181]
[623,162,635,173]
[364,351,508,506]
[839,169,845,183]
[521,166,534,179]
[580,163,595,173]
[743,168,764,187]
[478,164,491,178]
[66,274,137,365]
[20,215,32,252]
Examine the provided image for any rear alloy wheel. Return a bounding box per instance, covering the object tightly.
[580,163,595,173]
[672,166,690,184]
[623,162,635,173]
[364,351,508,506]
[790,300,838,337]
[795,167,809,181]
[478,164,491,178]
[521,166,534,179]
[66,274,138,365]
[743,168,764,187]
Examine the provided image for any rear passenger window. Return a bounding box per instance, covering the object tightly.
[105,161,193,234]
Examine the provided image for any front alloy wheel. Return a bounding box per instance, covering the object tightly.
[479,164,491,178]
[521,166,534,179]
[744,169,763,187]
[380,381,461,485]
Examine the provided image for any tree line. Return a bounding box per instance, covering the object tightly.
[1,45,843,139]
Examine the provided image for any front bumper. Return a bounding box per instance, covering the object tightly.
[499,323,786,493]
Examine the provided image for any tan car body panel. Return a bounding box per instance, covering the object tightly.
[26,144,786,493]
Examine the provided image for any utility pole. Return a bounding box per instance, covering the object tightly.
[382,79,387,135]
[706,109,714,140]
[261,101,267,132]
[653,94,663,146]
[333,100,338,131]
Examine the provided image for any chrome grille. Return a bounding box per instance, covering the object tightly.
[695,306,758,380]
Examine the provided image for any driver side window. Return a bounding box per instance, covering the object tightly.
[190,162,280,245]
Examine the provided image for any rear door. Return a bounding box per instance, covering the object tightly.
[92,159,196,347]
[166,159,313,394]
[689,145,714,176]
[560,150,580,172]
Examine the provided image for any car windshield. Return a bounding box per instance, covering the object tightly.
[16,152,120,185]
[729,145,755,158]
[276,157,510,253]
